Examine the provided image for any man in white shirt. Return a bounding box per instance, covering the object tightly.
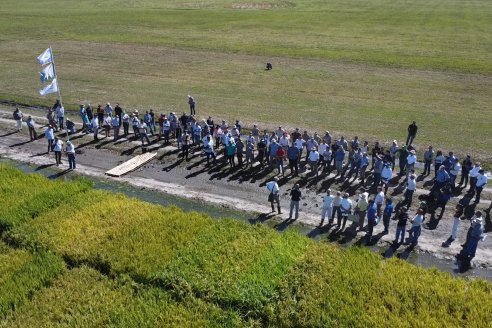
[66,140,76,170]
[449,158,461,191]
[203,135,216,165]
[92,117,99,141]
[474,170,488,204]
[338,193,353,230]
[320,189,333,226]
[468,163,481,194]
[409,209,424,245]
[266,177,281,214]
[308,147,320,177]
[404,174,417,207]
[406,150,417,179]
[294,137,305,162]
[374,186,385,215]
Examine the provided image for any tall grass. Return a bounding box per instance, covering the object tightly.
[2,167,492,326]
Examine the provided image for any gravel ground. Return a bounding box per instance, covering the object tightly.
[1,104,490,270]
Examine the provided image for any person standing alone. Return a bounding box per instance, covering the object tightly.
[406,121,418,146]
[188,95,195,116]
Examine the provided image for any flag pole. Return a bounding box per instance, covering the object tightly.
[49,46,63,108]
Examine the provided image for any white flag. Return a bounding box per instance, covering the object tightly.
[37,47,52,65]
[39,78,58,96]
[39,63,55,82]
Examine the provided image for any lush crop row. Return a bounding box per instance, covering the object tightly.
[1,267,251,328]
[1,166,492,326]
[0,241,63,317]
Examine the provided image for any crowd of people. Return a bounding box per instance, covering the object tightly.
[11,98,489,269]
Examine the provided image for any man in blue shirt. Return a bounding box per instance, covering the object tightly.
[366,200,378,244]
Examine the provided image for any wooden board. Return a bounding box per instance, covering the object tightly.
[105,152,157,177]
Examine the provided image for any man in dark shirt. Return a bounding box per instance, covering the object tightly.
[287,144,300,177]
[114,103,122,125]
[406,121,418,146]
[289,184,302,220]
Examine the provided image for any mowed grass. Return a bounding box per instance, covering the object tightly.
[0,0,491,162]
[2,166,492,326]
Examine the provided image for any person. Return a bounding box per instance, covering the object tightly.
[434,166,450,191]
[203,135,216,165]
[131,114,140,138]
[86,104,93,122]
[44,125,54,153]
[355,190,369,231]
[381,162,392,194]
[403,174,417,207]
[139,120,150,145]
[373,154,383,187]
[257,138,267,166]
[112,115,120,141]
[97,104,104,123]
[287,143,299,177]
[79,104,87,131]
[103,114,111,138]
[449,204,464,242]
[144,111,154,136]
[398,145,408,176]
[236,138,244,167]
[458,155,472,187]
[359,153,369,184]
[366,200,377,243]
[92,116,99,141]
[422,146,434,176]
[245,139,255,168]
[104,102,113,116]
[122,112,130,136]
[114,103,122,125]
[26,116,37,141]
[188,95,195,115]
[374,186,385,219]
[468,162,481,194]
[449,158,461,191]
[55,105,64,130]
[434,149,445,177]
[389,140,399,170]
[53,137,63,166]
[339,193,352,230]
[46,108,58,131]
[289,184,301,220]
[382,197,394,234]
[435,185,452,219]
[394,207,409,244]
[226,141,236,168]
[13,107,23,131]
[66,140,76,170]
[406,121,417,146]
[66,119,76,134]
[462,212,485,262]
[320,189,333,226]
[308,147,320,177]
[266,62,272,70]
[334,146,345,177]
[266,177,281,214]
[332,191,342,223]
[408,209,424,245]
[474,170,488,203]
[406,150,417,179]
[181,132,190,160]
[162,118,171,144]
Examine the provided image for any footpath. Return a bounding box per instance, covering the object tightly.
[0,105,490,269]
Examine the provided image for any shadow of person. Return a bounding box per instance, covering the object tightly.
[383,241,400,258]
[274,218,295,232]
[396,243,416,260]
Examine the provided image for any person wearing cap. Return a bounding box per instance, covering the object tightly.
[103,114,112,138]
[403,174,417,207]
[188,95,195,115]
[65,140,76,170]
[308,147,320,177]
[406,149,417,179]
[266,177,281,214]
[449,158,461,191]
[474,170,488,203]
[408,209,424,245]
[462,212,484,261]
[305,137,318,163]
[381,162,393,194]
[382,197,394,234]
[394,207,409,244]
[323,131,332,145]
[320,189,334,226]
[289,184,301,220]
[13,107,23,131]
[26,116,37,141]
[423,146,434,176]
[53,137,63,166]
[138,119,150,145]
[468,163,482,195]
[355,190,369,231]
[339,193,353,230]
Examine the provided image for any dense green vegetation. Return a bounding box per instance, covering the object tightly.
[1,165,492,326]
[0,0,491,162]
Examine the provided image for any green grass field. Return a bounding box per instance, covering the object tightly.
[0,0,491,162]
[1,165,492,326]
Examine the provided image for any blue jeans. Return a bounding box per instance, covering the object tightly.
[395,226,405,243]
[404,189,414,206]
[465,237,480,259]
[58,117,64,129]
[68,153,76,169]
[409,226,421,244]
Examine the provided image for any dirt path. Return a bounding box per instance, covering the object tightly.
[0,106,490,269]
